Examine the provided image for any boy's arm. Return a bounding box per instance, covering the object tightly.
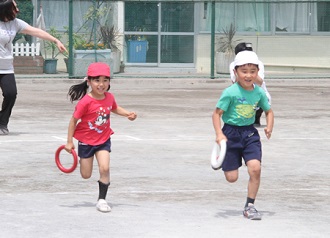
[65,116,78,153]
[112,106,137,121]
[264,109,274,139]
[212,108,227,144]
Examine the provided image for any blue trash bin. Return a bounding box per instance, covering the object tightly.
[127,40,148,63]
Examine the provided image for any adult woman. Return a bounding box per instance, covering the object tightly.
[0,0,66,135]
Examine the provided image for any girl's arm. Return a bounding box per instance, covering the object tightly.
[254,75,264,86]
[254,62,265,86]
[212,108,227,144]
[264,109,274,139]
[65,116,78,153]
[21,25,67,53]
[112,106,137,121]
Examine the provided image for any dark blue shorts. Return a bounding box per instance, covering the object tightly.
[78,138,111,158]
[221,124,261,171]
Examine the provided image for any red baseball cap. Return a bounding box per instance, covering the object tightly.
[87,62,110,77]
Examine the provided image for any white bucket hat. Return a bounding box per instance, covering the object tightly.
[234,51,259,67]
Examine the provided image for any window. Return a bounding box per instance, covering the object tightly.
[200,1,328,34]
[317,2,330,32]
[201,2,270,33]
[38,0,112,32]
[124,2,194,64]
[275,2,314,33]
[124,2,158,32]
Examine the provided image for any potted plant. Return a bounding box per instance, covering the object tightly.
[215,23,241,74]
[43,27,62,74]
[100,25,122,73]
[71,35,112,76]
[73,37,109,58]
[65,3,114,76]
[62,28,89,73]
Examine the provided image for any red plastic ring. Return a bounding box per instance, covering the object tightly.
[55,145,78,173]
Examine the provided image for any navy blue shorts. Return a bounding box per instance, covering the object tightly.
[221,124,261,171]
[78,138,111,158]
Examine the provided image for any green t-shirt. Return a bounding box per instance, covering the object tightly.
[216,83,271,126]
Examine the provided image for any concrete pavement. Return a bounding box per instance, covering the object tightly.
[0,75,329,237]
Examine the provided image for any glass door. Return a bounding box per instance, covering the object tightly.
[124,2,195,66]
[159,2,195,66]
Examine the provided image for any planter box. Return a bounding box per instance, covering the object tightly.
[216,52,235,74]
[111,50,121,74]
[72,58,113,77]
[72,49,121,77]
[74,49,111,59]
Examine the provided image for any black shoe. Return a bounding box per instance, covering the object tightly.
[0,127,9,135]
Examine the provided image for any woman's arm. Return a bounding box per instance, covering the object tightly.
[21,25,67,53]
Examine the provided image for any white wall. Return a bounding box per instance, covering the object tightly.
[196,34,330,74]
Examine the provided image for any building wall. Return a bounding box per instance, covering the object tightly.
[196,34,330,74]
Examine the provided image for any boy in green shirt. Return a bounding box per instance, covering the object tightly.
[212,51,274,220]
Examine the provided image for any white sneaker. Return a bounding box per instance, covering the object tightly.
[243,203,262,220]
[96,199,111,213]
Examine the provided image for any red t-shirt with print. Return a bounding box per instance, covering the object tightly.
[73,92,118,146]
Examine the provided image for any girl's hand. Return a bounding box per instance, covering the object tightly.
[264,127,272,139]
[64,142,75,153]
[127,112,137,121]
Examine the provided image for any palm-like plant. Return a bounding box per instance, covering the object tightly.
[100,25,120,51]
[215,23,241,74]
[216,23,241,56]
[44,27,62,59]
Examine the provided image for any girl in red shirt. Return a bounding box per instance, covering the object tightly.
[65,62,137,212]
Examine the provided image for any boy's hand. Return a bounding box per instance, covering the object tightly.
[215,133,227,144]
[264,127,272,139]
[127,112,137,121]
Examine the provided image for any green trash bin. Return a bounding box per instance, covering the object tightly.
[44,59,58,74]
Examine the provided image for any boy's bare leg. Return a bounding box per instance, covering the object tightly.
[246,159,261,199]
[243,159,262,220]
[224,170,239,183]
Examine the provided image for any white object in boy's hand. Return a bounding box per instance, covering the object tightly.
[210,140,227,170]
